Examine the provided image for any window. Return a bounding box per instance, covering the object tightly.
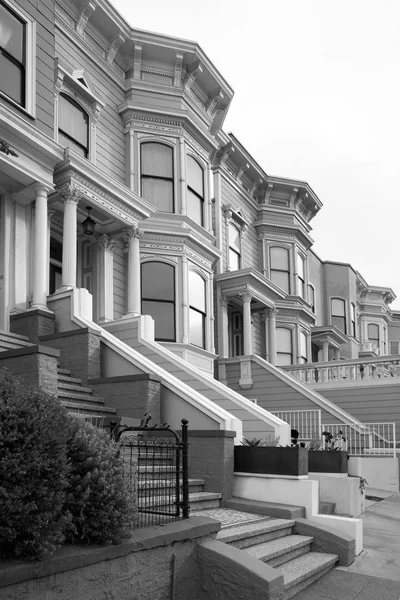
[187,156,204,226]
[229,223,241,271]
[0,1,25,107]
[58,93,89,158]
[299,331,308,363]
[331,298,346,334]
[49,237,62,294]
[297,254,305,298]
[351,303,356,338]
[141,262,175,341]
[270,247,290,293]
[141,143,174,212]
[390,341,399,355]
[368,324,379,349]
[189,271,206,348]
[309,284,315,312]
[231,311,243,357]
[276,327,292,365]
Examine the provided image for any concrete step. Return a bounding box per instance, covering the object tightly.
[138,479,204,495]
[57,382,95,394]
[61,401,116,414]
[58,390,105,404]
[57,374,87,385]
[138,491,221,512]
[244,535,313,568]
[57,368,72,375]
[0,341,29,351]
[0,331,31,343]
[319,502,336,515]
[217,518,295,549]
[278,552,338,599]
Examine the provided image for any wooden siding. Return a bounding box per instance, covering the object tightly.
[220,176,259,271]
[252,312,263,357]
[224,360,340,424]
[55,32,126,183]
[113,240,125,320]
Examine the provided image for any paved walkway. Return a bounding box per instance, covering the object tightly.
[292,491,400,599]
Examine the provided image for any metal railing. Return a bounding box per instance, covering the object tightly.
[110,414,190,528]
[322,422,397,457]
[270,409,322,442]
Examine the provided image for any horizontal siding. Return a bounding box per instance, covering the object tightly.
[113,241,125,319]
[55,32,126,183]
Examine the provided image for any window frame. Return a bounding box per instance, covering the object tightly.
[367,323,380,349]
[223,205,247,272]
[186,154,204,227]
[308,284,316,313]
[269,246,290,294]
[140,141,175,213]
[58,92,89,158]
[350,302,357,338]
[276,326,293,365]
[141,261,176,342]
[299,330,308,364]
[297,253,306,298]
[389,340,399,355]
[228,222,241,271]
[0,0,35,115]
[331,297,347,335]
[188,270,207,349]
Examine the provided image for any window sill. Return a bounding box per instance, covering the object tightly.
[0,92,35,120]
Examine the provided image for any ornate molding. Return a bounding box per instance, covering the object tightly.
[0,139,18,157]
[123,226,142,244]
[263,183,274,204]
[57,183,81,205]
[219,295,230,308]
[98,234,117,253]
[237,163,250,182]
[206,88,224,115]
[240,292,252,303]
[184,61,203,91]
[133,43,142,80]
[250,178,264,197]
[106,34,125,65]
[174,52,184,87]
[76,1,97,35]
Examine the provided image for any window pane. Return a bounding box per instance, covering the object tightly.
[189,271,206,312]
[331,298,345,316]
[332,316,346,334]
[309,285,315,311]
[229,223,241,252]
[189,308,205,348]
[0,53,22,104]
[187,189,203,225]
[390,341,399,355]
[351,303,356,320]
[142,262,175,301]
[58,131,87,157]
[141,143,173,177]
[297,254,305,279]
[368,324,379,341]
[187,156,203,196]
[270,247,289,270]
[271,270,289,293]
[0,4,24,62]
[142,300,175,341]
[298,278,305,299]
[142,178,174,212]
[300,332,307,359]
[229,248,240,271]
[277,353,292,366]
[276,328,292,353]
[59,95,88,148]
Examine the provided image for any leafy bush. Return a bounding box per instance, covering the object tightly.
[64,418,137,545]
[0,370,71,560]
[241,435,281,447]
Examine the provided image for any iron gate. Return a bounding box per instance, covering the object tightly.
[110,414,190,528]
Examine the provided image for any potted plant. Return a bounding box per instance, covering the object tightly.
[308,431,349,473]
[234,435,309,476]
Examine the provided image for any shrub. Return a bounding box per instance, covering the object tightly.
[0,370,71,560]
[64,418,137,545]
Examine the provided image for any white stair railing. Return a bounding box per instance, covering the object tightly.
[322,422,396,457]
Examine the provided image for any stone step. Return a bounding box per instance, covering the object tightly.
[57,368,72,375]
[137,491,221,512]
[58,390,105,403]
[319,501,336,515]
[278,552,338,599]
[138,479,204,496]
[57,374,85,385]
[217,518,295,549]
[244,535,313,568]
[0,341,29,351]
[57,381,95,394]
[0,330,31,342]
[61,401,116,414]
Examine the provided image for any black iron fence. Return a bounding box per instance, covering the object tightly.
[110,414,190,528]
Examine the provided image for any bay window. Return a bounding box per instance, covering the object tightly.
[368,324,379,350]
[187,156,204,226]
[297,254,305,298]
[276,327,292,365]
[270,247,290,293]
[141,143,174,212]
[189,271,206,348]
[141,262,175,341]
[331,298,346,334]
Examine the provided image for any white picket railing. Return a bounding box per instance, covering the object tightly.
[322,422,396,457]
[270,409,322,442]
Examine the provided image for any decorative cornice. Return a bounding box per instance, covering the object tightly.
[132,42,142,79]
[76,1,97,36]
[184,61,203,91]
[106,34,125,65]
[174,52,184,87]
[206,88,224,116]
[237,163,250,182]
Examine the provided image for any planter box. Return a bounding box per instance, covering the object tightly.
[308,451,348,473]
[234,446,308,476]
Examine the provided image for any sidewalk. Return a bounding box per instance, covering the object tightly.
[292,491,400,599]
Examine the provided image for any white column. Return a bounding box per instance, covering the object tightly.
[59,185,80,289]
[241,292,253,355]
[124,227,141,317]
[179,138,187,216]
[209,270,215,354]
[31,186,50,309]
[218,294,229,358]
[46,209,55,295]
[268,308,277,365]
[127,126,135,190]
[97,234,116,322]
[322,337,329,362]
[334,348,341,360]
[182,255,189,344]
[261,311,269,360]
[205,162,212,234]
[213,169,223,274]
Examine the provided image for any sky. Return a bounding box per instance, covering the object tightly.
[112,0,400,307]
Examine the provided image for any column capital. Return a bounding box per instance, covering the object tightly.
[98,234,117,253]
[33,183,52,196]
[57,183,81,205]
[268,307,279,318]
[219,295,230,308]
[47,208,56,220]
[123,226,141,244]
[239,292,252,304]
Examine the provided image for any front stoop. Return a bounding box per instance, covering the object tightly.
[196,508,339,599]
[56,367,117,421]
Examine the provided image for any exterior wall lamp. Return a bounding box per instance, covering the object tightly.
[81,206,96,235]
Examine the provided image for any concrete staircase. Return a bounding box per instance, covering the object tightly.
[0,330,34,351]
[56,367,117,421]
[196,508,338,599]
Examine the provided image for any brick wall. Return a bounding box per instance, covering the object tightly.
[10,310,55,344]
[0,346,59,396]
[188,431,235,499]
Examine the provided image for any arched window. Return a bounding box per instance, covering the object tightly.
[276,328,292,365]
[368,324,379,349]
[58,93,89,158]
[141,262,175,341]
[140,143,174,212]
[270,247,290,293]
[187,156,204,226]
[189,271,206,348]
[331,298,346,334]
[299,331,308,363]
[297,254,305,298]
[229,223,241,271]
